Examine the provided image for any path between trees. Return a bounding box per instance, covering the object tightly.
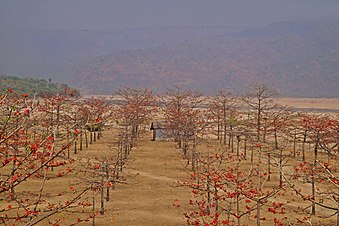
[126,169,182,184]
[84,129,334,226]
[105,136,191,226]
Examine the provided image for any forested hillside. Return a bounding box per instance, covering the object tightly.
[73,20,339,97]
[0,75,79,97]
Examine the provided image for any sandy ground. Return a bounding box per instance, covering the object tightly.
[86,132,192,226]
[276,97,339,110]
[4,98,337,225]
[5,128,335,226]
[84,129,337,226]
[83,95,339,111]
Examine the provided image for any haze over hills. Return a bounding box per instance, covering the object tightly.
[0,26,238,80]
[1,20,339,97]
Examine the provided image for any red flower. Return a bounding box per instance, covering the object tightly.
[94,164,100,169]
[22,93,29,98]
[268,207,277,214]
[3,158,10,165]
[30,143,39,151]
[24,109,30,115]
[24,210,31,217]
[173,199,180,207]
[10,175,18,182]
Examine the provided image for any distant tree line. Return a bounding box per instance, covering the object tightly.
[0,75,79,97]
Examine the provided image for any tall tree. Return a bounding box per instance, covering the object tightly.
[161,87,204,155]
[209,90,237,146]
[242,83,277,142]
[114,88,154,141]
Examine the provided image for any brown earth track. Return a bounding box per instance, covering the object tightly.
[92,133,191,226]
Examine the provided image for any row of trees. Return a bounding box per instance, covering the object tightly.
[1,84,337,225]
[162,85,338,226]
[0,89,128,225]
[108,85,337,225]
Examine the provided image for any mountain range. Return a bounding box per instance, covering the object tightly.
[1,20,338,97]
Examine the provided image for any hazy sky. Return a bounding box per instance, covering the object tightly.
[1,0,339,30]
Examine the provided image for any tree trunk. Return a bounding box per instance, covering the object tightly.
[236,136,240,157]
[56,105,60,137]
[100,175,104,215]
[223,104,227,146]
[74,139,77,154]
[80,129,83,151]
[191,136,197,171]
[267,153,271,181]
[207,175,211,215]
[223,123,227,146]
[302,130,307,162]
[279,148,283,188]
[293,129,297,159]
[231,129,234,153]
[251,147,254,166]
[257,100,261,142]
[90,129,93,144]
[85,130,89,148]
[236,166,240,226]
[106,165,110,201]
[217,116,220,140]
[214,184,219,222]
[274,129,278,150]
[237,193,240,226]
[97,128,101,140]
[67,127,70,159]
[311,133,319,215]
[257,145,261,226]
[92,189,95,226]
[337,193,339,226]
[244,137,247,159]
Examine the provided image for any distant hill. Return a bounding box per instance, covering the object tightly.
[0,27,238,81]
[73,20,339,97]
[0,75,79,97]
[1,20,339,97]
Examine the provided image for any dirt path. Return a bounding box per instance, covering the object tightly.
[126,169,182,184]
[103,137,191,226]
[73,129,337,226]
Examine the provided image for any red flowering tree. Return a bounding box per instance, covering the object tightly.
[285,114,338,221]
[177,145,286,226]
[161,87,206,157]
[208,90,237,146]
[114,88,154,141]
[0,90,97,225]
[83,97,112,143]
[242,83,277,142]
